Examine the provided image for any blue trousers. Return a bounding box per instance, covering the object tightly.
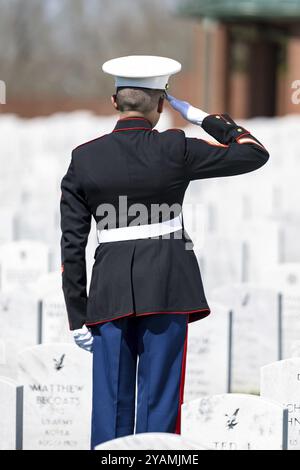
[90,313,189,449]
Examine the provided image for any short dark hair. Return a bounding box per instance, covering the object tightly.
[115,87,165,113]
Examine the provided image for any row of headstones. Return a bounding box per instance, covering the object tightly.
[0,206,300,290]
[1,279,299,394]
[0,233,299,295]
[0,342,298,450]
[2,166,299,256]
[1,235,299,303]
[2,166,299,236]
[0,239,98,292]
[185,284,300,398]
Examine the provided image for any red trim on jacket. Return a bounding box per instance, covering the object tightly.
[117,116,153,125]
[112,127,152,132]
[237,136,266,150]
[85,308,210,327]
[74,133,109,151]
[85,311,135,326]
[137,308,210,316]
[201,139,229,148]
[175,315,189,434]
[235,131,251,140]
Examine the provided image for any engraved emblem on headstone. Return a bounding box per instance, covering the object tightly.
[182,394,288,450]
[0,298,10,312]
[18,344,92,449]
[241,293,250,306]
[53,354,65,371]
[225,408,239,430]
[287,273,297,285]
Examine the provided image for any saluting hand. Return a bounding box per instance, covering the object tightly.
[73,324,93,352]
[166,94,209,126]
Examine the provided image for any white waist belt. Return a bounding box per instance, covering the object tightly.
[97,213,183,243]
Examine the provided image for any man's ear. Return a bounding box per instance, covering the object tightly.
[111,94,118,110]
[157,96,164,114]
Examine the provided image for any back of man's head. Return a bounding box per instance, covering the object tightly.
[115,87,165,114]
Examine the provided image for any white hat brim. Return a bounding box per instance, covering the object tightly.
[102,55,181,89]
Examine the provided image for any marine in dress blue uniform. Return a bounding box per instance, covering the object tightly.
[60,55,269,448]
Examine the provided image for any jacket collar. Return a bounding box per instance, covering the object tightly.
[113,116,153,132]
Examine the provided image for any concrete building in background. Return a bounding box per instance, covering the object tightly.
[179,0,300,118]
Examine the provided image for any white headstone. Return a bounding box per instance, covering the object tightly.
[279,220,300,263]
[95,432,208,450]
[212,284,279,393]
[240,220,280,284]
[200,238,243,292]
[0,240,49,292]
[264,263,300,292]
[31,272,72,344]
[281,292,300,359]
[290,341,300,358]
[0,376,23,450]
[0,292,39,379]
[262,264,300,359]
[40,294,72,344]
[182,394,288,450]
[184,302,230,401]
[18,343,92,450]
[0,207,16,244]
[261,358,300,450]
[13,204,56,243]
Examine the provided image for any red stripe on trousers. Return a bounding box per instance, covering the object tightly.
[174,315,189,434]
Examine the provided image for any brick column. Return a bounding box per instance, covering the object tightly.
[193,19,229,114]
[285,25,300,115]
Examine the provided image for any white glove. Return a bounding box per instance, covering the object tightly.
[166,93,209,126]
[73,324,93,352]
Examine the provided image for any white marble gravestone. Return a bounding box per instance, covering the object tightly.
[18,343,92,450]
[31,271,72,344]
[281,292,300,359]
[0,206,16,244]
[262,264,300,359]
[200,237,243,293]
[0,376,23,450]
[32,270,62,295]
[181,394,288,450]
[0,240,49,292]
[290,341,300,358]
[40,293,72,344]
[264,263,300,292]
[212,284,279,393]
[239,220,280,284]
[261,358,300,450]
[279,219,300,263]
[0,292,39,379]
[95,432,208,450]
[184,302,230,402]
